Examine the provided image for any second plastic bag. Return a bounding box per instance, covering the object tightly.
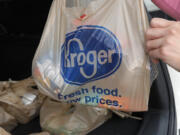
[40,98,111,135]
[33,0,151,111]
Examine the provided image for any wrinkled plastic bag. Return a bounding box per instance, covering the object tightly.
[33,0,157,111]
[40,98,111,135]
[0,78,46,124]
[0,127,11,135]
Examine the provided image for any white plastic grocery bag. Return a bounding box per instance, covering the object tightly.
[40,98,111,135]
[33,0,151,112]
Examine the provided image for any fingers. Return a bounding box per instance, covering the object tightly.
[146,18,175,64]
[146,28,167,40]
[148,48,162,60]
[146,18,175,40]
[146,19,180,71]
[150,18,175,28]
[146,37,164,51]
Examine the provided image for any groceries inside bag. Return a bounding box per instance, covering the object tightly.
[33,0,154,112]
[0,78,46,124]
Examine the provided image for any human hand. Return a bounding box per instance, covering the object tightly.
[146,18,180,72]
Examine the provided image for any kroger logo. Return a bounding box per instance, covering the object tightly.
[61,25,122,85]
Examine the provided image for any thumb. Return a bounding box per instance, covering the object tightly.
[150,18,175,28]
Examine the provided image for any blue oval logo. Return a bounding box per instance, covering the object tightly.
[61,25,122,85]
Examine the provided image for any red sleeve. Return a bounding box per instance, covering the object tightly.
[152,0,180,20]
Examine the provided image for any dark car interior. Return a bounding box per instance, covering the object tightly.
[0,0,177,135]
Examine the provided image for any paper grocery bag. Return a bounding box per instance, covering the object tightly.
[0,78,46,124]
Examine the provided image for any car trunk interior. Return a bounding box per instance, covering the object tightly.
[0,0,177,135]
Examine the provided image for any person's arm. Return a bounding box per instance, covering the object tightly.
[152,0,180,20]
[146,18,180,72]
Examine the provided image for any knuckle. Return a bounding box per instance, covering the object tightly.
[171,22,180,31]
[150,18,158,26]
[175,21,180,27]
[146,41,151,49]
[146,29,151,36]
[164,36,173,45]
[159,47,168,57]
[168,28,177,35]
[176,21,180,26]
